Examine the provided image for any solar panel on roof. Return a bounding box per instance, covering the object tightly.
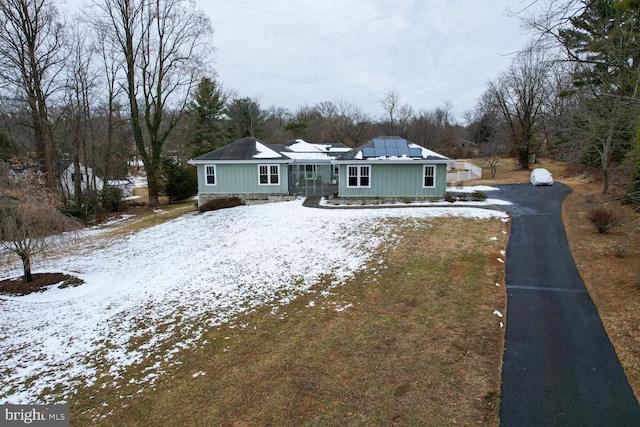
[373,139,386,150]
[409,147,423,157]
[362,147,376,157]
[366,138,426,157]
[397,146,410,156]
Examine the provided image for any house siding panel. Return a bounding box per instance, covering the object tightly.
[338,163,448,198]
[316,164,333,183]
[197,163,289,195]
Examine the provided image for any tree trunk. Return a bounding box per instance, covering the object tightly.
[73,156,82,207]
[633,121,640,194]
[518,147,530,169]
[32,67,57,192]
[601,121,614,194]
[602,167,610,194]
[21,254,32,283]
[29,100,56,191]
[146,162,161,207]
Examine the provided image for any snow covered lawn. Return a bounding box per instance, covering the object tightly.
[0,198,508,404]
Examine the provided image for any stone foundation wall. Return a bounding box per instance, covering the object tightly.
[198,193,296,207]
[324,196,442,206]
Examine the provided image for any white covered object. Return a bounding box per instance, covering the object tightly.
[530,168,553,186]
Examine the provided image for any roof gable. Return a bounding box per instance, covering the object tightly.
[285,139,351,155]
[286,139,322,153]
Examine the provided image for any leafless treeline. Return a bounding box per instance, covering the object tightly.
[1,0,639,210]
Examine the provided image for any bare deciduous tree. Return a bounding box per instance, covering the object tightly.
[406,103,453,153]
[465,107,507,177]
[0,162,81,283]
[93,17,130,183]
[90,0,213,207]
[0,0,66,190]
[312,101,371,147]
[60,24,101,206]
[263,106,293,144]
[381,90,414,137]
[486,47,551,169]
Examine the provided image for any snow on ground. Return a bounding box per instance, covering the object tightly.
[0,199,508,405]
[446,185,500,193]
[319,186,512,207]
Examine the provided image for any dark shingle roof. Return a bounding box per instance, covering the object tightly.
[191,136,452,164]
[192,137,284,161]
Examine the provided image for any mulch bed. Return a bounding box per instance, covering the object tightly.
[0,273,75,296]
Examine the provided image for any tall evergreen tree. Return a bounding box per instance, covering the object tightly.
[226,97,265,140]
[188,77,227,157]
[614,0,640,194]
[559,0,640,193]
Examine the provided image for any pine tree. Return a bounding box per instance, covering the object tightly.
[188,77,227,157]
[226,97,266,140]
[559,0,640,193]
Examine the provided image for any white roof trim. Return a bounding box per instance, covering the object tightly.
[188,159,292,165]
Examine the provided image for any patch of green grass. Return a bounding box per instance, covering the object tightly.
[103,203,197,239]
[58,277,84,289]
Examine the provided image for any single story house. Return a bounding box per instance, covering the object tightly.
[188,136,453,206]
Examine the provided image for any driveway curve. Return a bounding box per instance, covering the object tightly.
[497,183,640,426]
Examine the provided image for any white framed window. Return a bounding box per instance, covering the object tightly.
[347,165,370,188]
[423,165,435,188]
[258,164,280,185]
[333,165,339,176]
[205,165,216,185]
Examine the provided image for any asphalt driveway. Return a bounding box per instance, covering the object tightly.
[497,183,640,426]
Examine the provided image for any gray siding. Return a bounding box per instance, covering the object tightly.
[337,163,448,198]
[318,164,335,183]
[197,163,289,195]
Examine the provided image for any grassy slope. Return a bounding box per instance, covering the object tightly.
[72,217,509,426]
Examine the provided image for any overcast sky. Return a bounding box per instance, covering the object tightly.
[67,0,534,123]
[208,0,534,121]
